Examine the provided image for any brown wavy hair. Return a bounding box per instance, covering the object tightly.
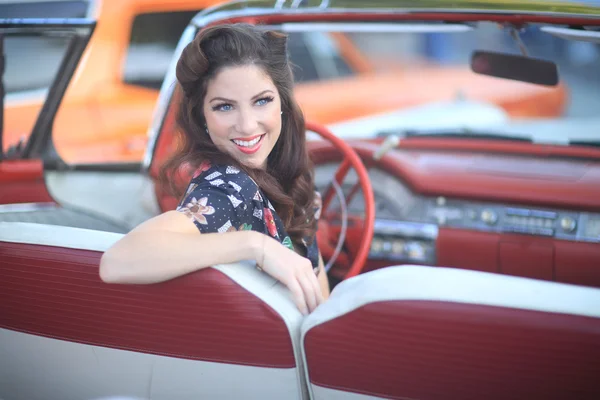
[159,23,317,246]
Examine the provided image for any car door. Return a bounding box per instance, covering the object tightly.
[0,19,95,206]
[0,18,161,233]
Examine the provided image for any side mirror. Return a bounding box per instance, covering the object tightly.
[470,50,559,86]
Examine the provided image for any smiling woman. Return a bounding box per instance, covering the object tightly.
[100,23,330,315]
[203,65,282,168]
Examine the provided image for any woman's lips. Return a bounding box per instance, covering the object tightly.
[231,134,265,155]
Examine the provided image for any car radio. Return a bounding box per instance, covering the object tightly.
[501,207,558,236]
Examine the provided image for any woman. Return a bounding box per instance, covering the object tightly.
[100,24,329,315]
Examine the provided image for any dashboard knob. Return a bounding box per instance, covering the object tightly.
[560,216,577,232]
[481,209,498,225]
[371,237,384,253]
[436,213,447,225]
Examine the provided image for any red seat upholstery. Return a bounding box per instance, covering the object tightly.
[301,265,600,400]
[0,222,309,400]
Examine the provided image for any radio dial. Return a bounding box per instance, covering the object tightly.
[560,216,577,232]
[481,209,498,225]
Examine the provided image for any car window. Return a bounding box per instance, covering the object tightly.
[0,0,89,19]
[288,32,355,83]
[287,32,321,83]
[5,36,70,94]
[2,0,89,94]
[3,34,74,155]
[123,11,199,90]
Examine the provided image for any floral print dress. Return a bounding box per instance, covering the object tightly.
[176,162,322,273]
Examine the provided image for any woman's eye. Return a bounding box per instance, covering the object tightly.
[213,103,233,112]
[256,96,274,106]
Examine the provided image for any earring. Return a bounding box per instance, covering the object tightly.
[280,111,283,115]
[204,124,209,134]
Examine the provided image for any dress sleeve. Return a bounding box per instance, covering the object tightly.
[176,181,255,234]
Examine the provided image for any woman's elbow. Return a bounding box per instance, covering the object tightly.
[99,248,127,284]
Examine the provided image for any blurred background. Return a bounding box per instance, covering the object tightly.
[3,0,600,164]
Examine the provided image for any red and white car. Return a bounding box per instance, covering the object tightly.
[1,1,600,399]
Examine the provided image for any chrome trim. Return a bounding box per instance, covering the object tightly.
[0,202,58,213]
[374,219,439,240]
[280,22,474,33]
[142,25,197,171]
[191,4,600,29]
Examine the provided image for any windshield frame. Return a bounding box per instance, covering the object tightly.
[142,4,600,170]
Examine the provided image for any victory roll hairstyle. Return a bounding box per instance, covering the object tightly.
[159,23,317,246]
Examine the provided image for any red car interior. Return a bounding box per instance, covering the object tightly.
[0,225,309,399]
[1,5,600,399]
[0,160,55,205]
[0,243,293,367]
[302,267,600,400]
[149,96,600,288]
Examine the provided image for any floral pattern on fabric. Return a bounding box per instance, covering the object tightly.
[226,223,253,232]
[282,236,294,251]
[177,197,215,225]
[176,163,321,272]
[263,208,278,238]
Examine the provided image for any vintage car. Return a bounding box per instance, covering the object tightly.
[2,0,568,165]
[1,1,600,399]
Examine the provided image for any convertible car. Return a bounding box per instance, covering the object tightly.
[1,1,600,399]
[3,0,567,164]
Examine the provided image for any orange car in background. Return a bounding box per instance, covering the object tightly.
[3,0,567,164]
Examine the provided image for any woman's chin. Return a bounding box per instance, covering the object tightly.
[242,157,267,170]
[222,142,269,170]
[229,152,267,170]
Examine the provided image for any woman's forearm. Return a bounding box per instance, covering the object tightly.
[100,230,263,284]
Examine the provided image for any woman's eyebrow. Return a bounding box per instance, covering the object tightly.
[209,90,274,103]
[209,96,234,103]
[252,89,274,100]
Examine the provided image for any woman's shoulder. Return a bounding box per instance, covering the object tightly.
[186,161,258,198]
[177,162,262,232]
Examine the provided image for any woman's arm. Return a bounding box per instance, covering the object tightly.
[99,210,263,284]
[100,210,323,314]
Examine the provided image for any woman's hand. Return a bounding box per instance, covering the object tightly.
[256,234,324,315]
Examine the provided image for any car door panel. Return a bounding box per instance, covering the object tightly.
[0,160,54,205]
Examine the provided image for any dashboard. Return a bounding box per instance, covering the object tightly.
[314,160,600,285]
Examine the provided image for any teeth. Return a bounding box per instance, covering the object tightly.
[233,135,262,147]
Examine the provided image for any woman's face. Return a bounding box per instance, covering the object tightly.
[203,64,282,169]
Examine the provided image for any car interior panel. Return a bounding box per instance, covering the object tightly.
[0,159,55,205]
[302,266,600,400]
[1,1,600,398]
[0,222,309,400]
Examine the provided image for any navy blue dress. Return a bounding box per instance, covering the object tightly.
[176,162,322,273]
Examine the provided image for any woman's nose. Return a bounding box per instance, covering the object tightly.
[236,108,259,135]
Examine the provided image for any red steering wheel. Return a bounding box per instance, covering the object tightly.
[306,121,375,279]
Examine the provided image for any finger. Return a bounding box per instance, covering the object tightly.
[297,272,318,313]
[286,278,309,315]
[308,269,324,306]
